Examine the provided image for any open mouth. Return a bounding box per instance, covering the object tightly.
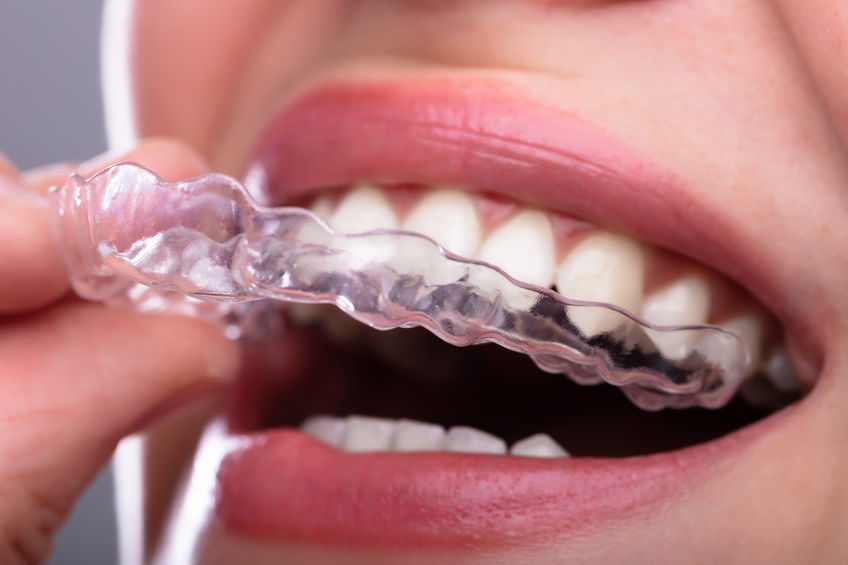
[207,76,815,549]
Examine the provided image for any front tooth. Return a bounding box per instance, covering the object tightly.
[329,185,399,265]
[392,419,446,452]
[641,276,711,359]
[301,415,347,448]
[476,209,556,289]
[330,185,398,233]
[555,232,645,337]
[443,426,507,454]
[721,314,764,378]
[510,433,569,458]
[342,415,396,452]
[403,189,481,257]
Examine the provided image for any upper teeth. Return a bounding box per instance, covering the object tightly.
[301,415,570,458]
[305,183,793,389]
[403,189,482,258]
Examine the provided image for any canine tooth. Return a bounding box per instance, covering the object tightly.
[555,232,645,337]
[403,189,481,257]
[510,433,569,458]
[477,209,556,289]
[342,416,396,452]
[721,314,764,378]
[443,426,507,454]
[392,419,446,452]
[301,415,347,448]
[330,185,398,233]
[641,276,711,359]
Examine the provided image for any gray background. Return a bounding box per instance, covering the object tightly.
[1,2,117,564]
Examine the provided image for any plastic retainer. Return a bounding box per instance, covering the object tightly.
[51,163,751,411]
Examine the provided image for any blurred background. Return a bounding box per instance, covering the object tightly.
[1,2,116,563]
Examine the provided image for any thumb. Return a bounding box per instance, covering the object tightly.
[0,296,239,563]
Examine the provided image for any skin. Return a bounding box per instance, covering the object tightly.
[1,0,847,562]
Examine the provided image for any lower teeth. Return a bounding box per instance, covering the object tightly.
[301,415,570,458]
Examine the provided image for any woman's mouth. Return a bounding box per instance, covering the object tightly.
[186,76,818,550]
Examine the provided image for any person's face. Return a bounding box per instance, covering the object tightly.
[104,1,848,563]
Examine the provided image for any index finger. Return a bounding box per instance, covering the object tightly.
[0,138,210,313]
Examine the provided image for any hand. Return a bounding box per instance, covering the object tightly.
[0,140,239,564]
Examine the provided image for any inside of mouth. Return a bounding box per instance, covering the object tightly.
[230,308,788,458]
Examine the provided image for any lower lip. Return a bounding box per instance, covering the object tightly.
[214,407,790,549]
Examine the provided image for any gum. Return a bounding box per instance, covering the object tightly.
[51,163,750,410]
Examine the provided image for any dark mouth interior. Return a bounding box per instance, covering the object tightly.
[228,307,779,458]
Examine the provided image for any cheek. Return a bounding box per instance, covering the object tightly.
[774,0,848,147]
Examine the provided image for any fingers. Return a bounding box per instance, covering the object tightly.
[0,138,210,313]
[0,302,239,562]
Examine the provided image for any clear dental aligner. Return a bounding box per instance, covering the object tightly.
[51,163,751,411]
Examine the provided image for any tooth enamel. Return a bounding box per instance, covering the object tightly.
[330,185,398,233]
[641,276,711,359]
[510,433,569,458]
[301,415,347,448]
[477,209,556,289]
[310,194,333,220]
[443,426,507,455]
[329,185,399,265]
[403,189,481,257]
[762,346,801,393]
[392,419,447,452]
[555,232,645,337]
[720,314,764,378]
[342,415,397,452]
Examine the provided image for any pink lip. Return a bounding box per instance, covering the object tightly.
[212,77,799,548]
[216,412,789,548]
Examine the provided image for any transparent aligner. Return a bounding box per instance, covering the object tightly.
[51,163,751,410]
